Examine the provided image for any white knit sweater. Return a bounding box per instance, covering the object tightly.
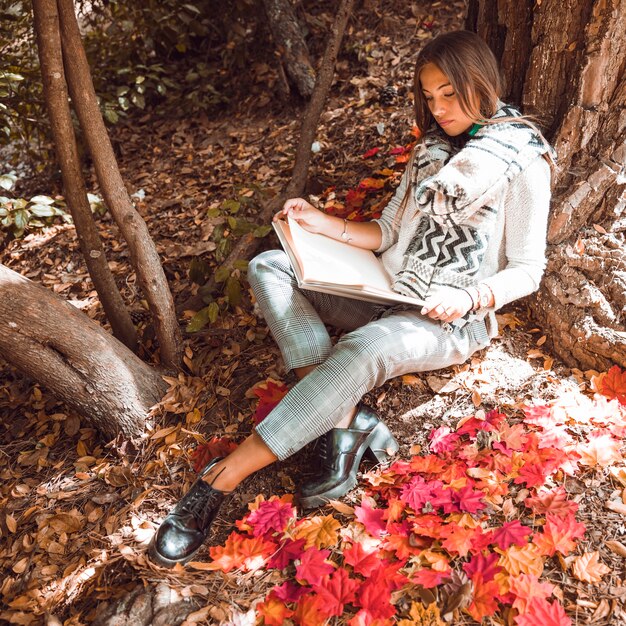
[374,154,552,335]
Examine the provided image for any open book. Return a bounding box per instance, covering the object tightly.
[272,217,426,307]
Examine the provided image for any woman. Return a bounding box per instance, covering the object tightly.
[150,30,554,567]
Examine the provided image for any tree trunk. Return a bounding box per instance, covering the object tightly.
[56,0,183,371]
[0,264,167,439]
[262,0,316,98]
[32,0,138,350]
[469,0,626,371]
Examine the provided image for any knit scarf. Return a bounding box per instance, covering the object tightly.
[393,103,555,300]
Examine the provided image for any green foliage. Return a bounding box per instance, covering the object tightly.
[3,0,266,169]
[1,1,48,167]
[0,193,70,238]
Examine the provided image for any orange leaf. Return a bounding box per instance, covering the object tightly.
[592,366,626,404]
[577,430,622,467]
[571,551,611,583]
[207,532,274,572]
[294,514,341,549]
[533,513,585,557]
[256,594,294,626]
[358,177,386,191]
[466,573,499,621]
[496,543,544,577]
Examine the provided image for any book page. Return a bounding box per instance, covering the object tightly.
[287,217,393,291]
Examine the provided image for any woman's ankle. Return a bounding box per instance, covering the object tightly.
[201,462,240,493]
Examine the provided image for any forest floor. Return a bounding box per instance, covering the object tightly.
[2,2,626,625]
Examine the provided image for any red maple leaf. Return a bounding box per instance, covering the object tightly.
[533,512,586,557]
[400,476,442,512]
[592,365,626,405]
[522,402,553,427]
[191,436,239,473]
[430,486,456,514]
[272,580,308,603]
[247,498,295,538]
[463,552,502,582]
[412,567,451,588]
[312,567,360,617]
[267,537,306,569]
[490,520,531,550]
[361,147,381,159]
[343,541,381,577]
[345,188,367,210]
[250,379,289,425]
[524,486,578,517]
[428,425,460,453]
[466,573,500,621]
[355,498,387,537]
[454,485,486,513]
[514,462,549,488]
[456,409,505,437]
[514,597,571,626]
[295,547,335,586]
[354,566,396,619]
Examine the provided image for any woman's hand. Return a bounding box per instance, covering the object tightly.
[421,287,474,323]
[273,198,332,235]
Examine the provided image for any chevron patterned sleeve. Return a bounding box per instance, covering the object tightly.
[481,156,552,309]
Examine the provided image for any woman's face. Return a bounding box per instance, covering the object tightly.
[419,63,476,136]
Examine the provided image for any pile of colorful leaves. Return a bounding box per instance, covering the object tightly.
[192,367,626,625]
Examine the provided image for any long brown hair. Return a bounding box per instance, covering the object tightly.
[413,30,502,133]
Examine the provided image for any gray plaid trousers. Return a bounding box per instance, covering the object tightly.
[248,250,490,460]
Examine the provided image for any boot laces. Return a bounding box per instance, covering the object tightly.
[180,482,223,528]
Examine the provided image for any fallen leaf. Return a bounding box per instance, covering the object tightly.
[571,551,610,583]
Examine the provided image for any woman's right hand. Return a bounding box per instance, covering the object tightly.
[273,198,331,235]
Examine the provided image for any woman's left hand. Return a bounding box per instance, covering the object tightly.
[421,287,473,323]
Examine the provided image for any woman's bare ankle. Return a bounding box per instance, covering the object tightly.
[201,462,239,493]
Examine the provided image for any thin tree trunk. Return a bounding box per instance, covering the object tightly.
[262,0,315,98]
[0,264,166,438]
[32,0,137,350]
[56,0,183,371]
[179,0,356,315]
[469,0,626,370]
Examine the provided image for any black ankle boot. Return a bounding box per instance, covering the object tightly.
[149,457,227,567]
[298,406,398,510]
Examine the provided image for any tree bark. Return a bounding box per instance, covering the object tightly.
[0,264,166,439]
[55,0,183,371]
[469,0,626,370]
[179,0,356,315]
[32,0,138,350]
[262,0,316,98]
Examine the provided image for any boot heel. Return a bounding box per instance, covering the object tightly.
[366,422,399,463]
